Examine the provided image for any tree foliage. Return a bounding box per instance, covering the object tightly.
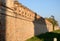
[45,15,59,30]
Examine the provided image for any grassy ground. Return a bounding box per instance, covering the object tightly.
[53,30,60,33]
[26,30,60,41]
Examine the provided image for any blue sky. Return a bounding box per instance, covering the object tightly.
[18,0,60,26]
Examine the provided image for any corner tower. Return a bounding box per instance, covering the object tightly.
[1,0,15,9]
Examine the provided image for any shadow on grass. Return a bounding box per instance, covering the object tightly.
[36,32,60,41]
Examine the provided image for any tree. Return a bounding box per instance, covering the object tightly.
[45,15,59,31]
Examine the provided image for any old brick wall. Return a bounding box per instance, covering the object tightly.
[0,1,53,41]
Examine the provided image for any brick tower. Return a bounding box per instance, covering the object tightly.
[0,0,15,41]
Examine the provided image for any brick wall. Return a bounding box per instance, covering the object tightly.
[0,1,53,41]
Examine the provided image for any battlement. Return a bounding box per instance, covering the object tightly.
[14,1,43,21]
[0,0,52,24]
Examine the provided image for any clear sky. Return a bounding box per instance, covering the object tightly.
[18,0,60,26]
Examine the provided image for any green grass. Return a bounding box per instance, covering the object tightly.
[53,30,60,33]
[26,30,60,41]
[26,37,44,41]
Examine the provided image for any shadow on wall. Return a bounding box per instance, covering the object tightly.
[0,0,6,41]
[33,13,48,35]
